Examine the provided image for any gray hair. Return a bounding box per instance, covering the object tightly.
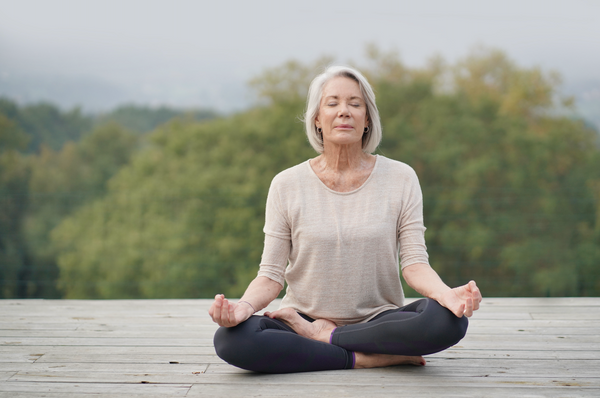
[304,65,382,154]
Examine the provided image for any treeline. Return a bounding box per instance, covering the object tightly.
[1,47,599,299]
[0,101,217,297]
[0,99,217,153]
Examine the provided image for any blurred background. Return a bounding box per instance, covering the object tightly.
[1,0,599,299]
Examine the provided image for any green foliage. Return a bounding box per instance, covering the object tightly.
[0,151,30,297]
[4,47,600,299]
[0,114,31,297]
[17,123,140,298]
[0,97,218,298]
[0,98,92,153]
[0,113,30,152]
[53,101,314,298]
[0,98,217,154]
[366,48,600,296]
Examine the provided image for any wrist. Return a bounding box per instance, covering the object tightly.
[238,300,256,314]
[430,286,452,303]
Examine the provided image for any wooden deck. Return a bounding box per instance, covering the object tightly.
[1,298,599,397]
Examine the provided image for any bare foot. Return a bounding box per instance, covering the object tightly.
[265,308,336,343]
[354,353,426,369]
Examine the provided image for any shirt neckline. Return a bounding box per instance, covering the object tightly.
[306,154,380,195]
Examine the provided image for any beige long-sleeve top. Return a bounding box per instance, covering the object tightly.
[257,155,429,325]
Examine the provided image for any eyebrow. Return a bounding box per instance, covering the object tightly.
[323,95,364,101]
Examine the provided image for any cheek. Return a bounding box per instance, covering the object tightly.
[318,108,335,122]
[356,110,368,123]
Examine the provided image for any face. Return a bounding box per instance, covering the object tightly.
[315,76,369,149]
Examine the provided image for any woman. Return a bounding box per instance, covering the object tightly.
[209,65,482,373]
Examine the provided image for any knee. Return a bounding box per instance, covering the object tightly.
[213,326,245,366]
[447,314,468,345]
[213,318,272,371]
[421,299,468,346]
[418,299,469,347]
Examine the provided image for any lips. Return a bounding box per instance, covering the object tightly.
[335,124,353,129]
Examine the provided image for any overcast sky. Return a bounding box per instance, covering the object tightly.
[1,0,599,112]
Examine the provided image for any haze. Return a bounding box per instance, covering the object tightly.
[1,0,599,114]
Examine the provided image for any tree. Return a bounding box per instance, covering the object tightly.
[51,49,600,298]
[368,47,600,296]
[0,115,31,297]
[94,105,217,133]
[21,123,139,297]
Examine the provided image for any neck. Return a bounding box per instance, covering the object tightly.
[318,142,370,173]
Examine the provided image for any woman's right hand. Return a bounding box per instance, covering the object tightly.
[208,294,254,327]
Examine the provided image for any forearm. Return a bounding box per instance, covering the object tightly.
[401,263,451,302]
[239,275,283,313]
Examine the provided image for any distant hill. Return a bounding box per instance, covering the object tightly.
[94,105,218,134]
[0,98,218,153]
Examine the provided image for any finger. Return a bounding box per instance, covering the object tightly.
[471,281,482,300]
[211,295,223,322]
[464,297,474,317]
[222,299,230,325]
[228,300,236,323]
[469,281,482,310]
[455,303,465,318]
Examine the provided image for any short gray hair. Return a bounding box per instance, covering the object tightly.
[304,65,382,154]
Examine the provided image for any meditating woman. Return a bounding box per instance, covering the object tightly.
[209,65,482,373]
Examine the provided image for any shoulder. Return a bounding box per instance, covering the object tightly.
[269,160,312,190]
[376,155,419,182]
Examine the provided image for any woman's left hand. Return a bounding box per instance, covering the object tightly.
[438,280,482,318]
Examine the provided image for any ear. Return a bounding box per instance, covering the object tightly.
[315,114,322,129]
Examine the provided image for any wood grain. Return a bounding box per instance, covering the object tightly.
[1,298,599,397]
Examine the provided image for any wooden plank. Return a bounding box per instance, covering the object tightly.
[9,369,599,387]
[0,337,213,346]
[430,349,600,360]
[480,297,600,306]
[4,329,600,343]
[0,352,41,363]
[1,298,599,398]
[465,319,600,328]
[467,326,600,335]
[0,381,191,396]
[0,322,213,331]
[0,345,216,356]
[3,363,208,373]
[204,359,600,377]
[9,370,209,384]
[186,384,600,398]
[532,312,600,320]
[0,330,215,338]
[0,372,16,382]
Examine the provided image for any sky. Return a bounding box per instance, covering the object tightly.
[1,0,599,114]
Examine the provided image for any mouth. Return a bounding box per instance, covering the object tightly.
[335,124,353,129]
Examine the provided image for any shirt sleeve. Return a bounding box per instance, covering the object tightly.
[398,169,430,269]
[257,235,289,287]
[257,176,291,286]
[262,176,291,240]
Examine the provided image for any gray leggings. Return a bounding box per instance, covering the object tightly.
[214,298,468,373]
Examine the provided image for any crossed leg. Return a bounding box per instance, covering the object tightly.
[214,299,467,373]
[264,307,426,368]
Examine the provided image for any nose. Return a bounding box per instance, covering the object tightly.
[338,103,350,117]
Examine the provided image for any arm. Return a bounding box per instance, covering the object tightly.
[208,276,283,327]
[402,263,482,317]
